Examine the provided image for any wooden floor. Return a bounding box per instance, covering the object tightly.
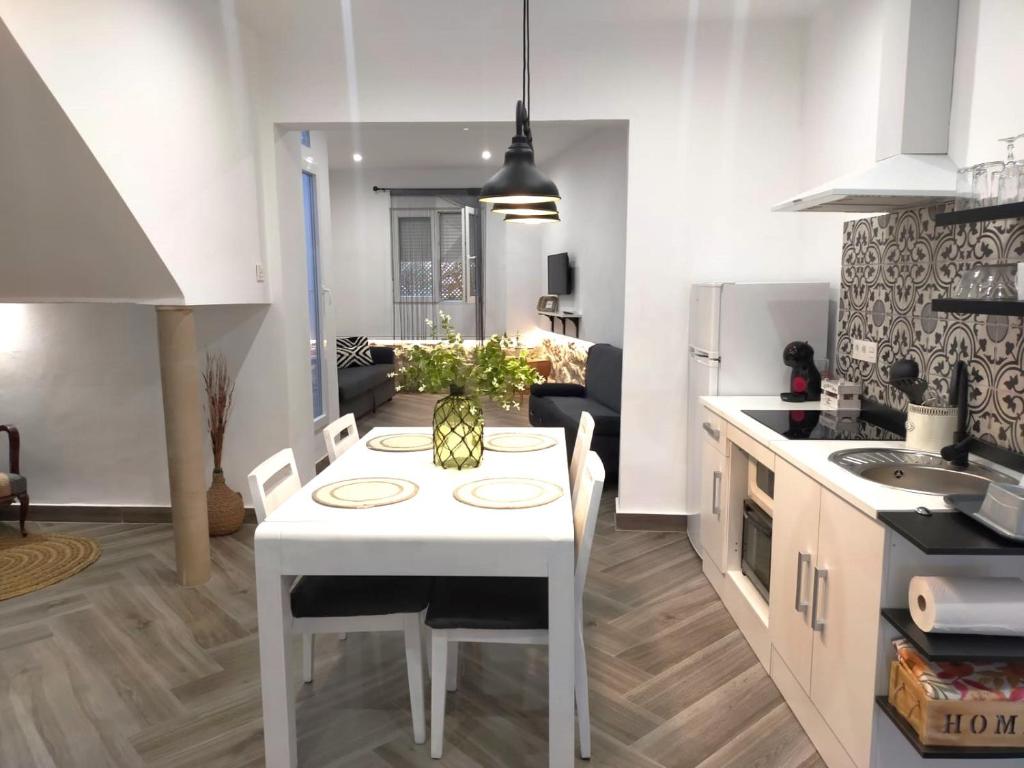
[0,394,823,768]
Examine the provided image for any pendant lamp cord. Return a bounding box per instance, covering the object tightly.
[519,0,532,143]
[523,0,530,114]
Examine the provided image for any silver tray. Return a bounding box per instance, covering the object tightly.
[945,493,1024,542]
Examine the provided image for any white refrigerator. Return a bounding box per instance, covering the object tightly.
[686,282,830,554]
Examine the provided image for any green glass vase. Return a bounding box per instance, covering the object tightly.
[433,384,484,469]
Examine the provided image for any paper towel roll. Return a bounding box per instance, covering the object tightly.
[909,576,1024,636]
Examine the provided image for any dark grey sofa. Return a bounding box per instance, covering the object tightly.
[339,346,396,418]
[528,343,621,481]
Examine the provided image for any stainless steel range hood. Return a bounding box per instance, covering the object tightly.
[773,0,960,213]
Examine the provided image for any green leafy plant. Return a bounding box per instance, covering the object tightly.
[392,312,542,410]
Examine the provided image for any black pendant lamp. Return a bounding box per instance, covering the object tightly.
[492,201,560,217]
[479,0,560,208]
[505,212,561,223]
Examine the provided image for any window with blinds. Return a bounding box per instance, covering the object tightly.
[392,208,476,305]
[390,198,482,340]
[397,216,433,300]
[438,212,464,301]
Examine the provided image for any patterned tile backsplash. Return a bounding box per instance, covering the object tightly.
[836,205,1024,453]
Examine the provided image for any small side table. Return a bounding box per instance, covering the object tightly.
[527,359,553,381]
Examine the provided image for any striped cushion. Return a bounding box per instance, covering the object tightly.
[0,473,26,497]
[336,336,373,369]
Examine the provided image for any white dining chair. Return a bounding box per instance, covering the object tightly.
[322,413,359,463]
[570,410,595,503]
[247,447,430,744]
[425,451,605,759]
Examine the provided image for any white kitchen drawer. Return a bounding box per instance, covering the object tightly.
[698,407,726,454]
[727,424,774,470]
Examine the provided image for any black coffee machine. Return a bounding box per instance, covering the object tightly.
[781,341,822,402]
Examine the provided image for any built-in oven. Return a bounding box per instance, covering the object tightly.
[747,455,775,512]
[741,498,772,601]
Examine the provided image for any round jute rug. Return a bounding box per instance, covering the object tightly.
[0,528,101,601]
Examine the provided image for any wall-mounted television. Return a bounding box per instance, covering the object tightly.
[547,252,572,295]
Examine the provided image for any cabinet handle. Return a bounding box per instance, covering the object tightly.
[794,552,811,612]
[811,567,828,632]
[702,422,721,441]
[712,471,722,517]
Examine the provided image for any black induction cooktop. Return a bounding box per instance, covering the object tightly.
[741,409,903,441]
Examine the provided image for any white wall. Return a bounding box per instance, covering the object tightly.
[9,0,1021,523]
[793,0,888,303]
[0,18,180,303]
[0,297,315,509]
[948,0,1024,168]
[328,164,521,339]
[539,123,628,346]
[792,0,1024,335]
[0,126,338,509]
[0,304,169,505]
[243,2,813,517]
[3,1,814,520]
[0,0,267,306]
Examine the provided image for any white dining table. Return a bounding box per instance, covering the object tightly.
[255,425,576,767]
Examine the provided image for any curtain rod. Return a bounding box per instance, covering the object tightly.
[373,186,481,196]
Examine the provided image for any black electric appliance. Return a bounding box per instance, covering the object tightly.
[780,341,822,402]
[741,499,772,601]
[741,409,903,441]
[547,252,572,294]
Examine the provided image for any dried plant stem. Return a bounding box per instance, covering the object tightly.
[202,351,234,470]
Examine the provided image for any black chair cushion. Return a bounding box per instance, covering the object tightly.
[529,382,586,399]
[425,577,548,630]
[584,344,623,413]
[535,396,620,434]
[0,473,26,497]
[337,363,393,402]
[290,575,431,618]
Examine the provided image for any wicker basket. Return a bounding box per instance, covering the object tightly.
[207,469,244,536]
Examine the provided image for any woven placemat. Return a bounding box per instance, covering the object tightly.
[366,433,433,452]
[483,432,557,452]
[313,478,419,509]
[0,529,101,601]
[453,477,564,509]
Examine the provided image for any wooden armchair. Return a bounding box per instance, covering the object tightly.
[1,425,29,536]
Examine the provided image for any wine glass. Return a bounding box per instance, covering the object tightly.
[973,161,1005,207]
[997,135,1024,204]
[954,166,975,211]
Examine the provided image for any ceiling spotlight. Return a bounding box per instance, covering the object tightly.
[463,127,470,132]
[481,150,492,161]
[352,153,363,163]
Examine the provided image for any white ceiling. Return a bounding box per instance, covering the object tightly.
[321,121,621,171]
[240,0,828,36]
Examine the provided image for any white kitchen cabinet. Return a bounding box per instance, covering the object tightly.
[769,459,821,694]
[770,461,885,768]
[699,438,728,573]
[810,489,885,768]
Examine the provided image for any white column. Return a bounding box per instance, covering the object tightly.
[156,306,210,586]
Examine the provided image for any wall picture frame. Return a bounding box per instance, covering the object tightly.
[537,295,559,313]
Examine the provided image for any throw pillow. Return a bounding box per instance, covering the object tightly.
[337,336,373,368]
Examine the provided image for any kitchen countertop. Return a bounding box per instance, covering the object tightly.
[700,395,1023,520]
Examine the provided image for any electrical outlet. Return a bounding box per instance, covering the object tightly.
[255,263,266,283]
[851,338,877,363]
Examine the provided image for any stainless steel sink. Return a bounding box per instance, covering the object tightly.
[828,448,1016,496]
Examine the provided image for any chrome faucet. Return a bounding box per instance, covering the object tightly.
[940,361,970,469]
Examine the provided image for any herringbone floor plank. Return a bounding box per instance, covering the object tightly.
[0,394,823,767]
